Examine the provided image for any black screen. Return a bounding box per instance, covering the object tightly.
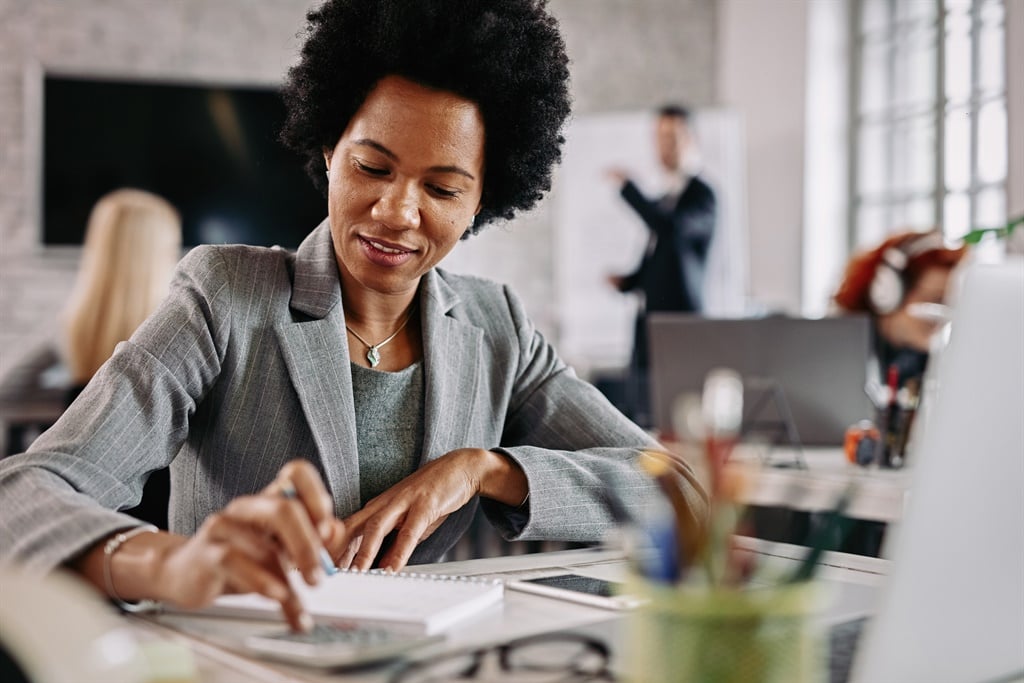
[525,574,619,598]
[43,75,326,248]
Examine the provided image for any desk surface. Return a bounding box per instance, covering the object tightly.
[131,539,888,683]
[666,440,912,524]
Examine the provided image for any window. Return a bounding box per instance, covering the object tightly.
[850,0,1008,248]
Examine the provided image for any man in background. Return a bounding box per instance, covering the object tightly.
[607,104,716,427]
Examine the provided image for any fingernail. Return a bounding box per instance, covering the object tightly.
[298,612,314,633]
[310,567,326,585]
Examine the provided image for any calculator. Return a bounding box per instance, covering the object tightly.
[245,624,445,668]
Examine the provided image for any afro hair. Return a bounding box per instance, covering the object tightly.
[279,0,572,235]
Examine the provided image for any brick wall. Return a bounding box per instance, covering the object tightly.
[0,0,715,378]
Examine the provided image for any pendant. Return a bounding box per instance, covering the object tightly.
[366,346,381,368]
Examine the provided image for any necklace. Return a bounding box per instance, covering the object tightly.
[345,304,416,368]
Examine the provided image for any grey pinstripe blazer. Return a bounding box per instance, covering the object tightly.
[0,221,707,571]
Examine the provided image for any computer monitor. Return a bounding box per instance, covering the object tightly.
[647,314,873,446]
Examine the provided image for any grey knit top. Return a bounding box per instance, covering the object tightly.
[350,361,425,506]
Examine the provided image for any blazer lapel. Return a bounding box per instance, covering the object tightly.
[419,270,483,465]
[275,222,361,514]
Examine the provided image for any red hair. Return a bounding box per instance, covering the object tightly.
[833,230,967,314]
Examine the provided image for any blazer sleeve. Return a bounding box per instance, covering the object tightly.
[0,246,233,572]
[480,286,708,543]
[621,178,716,250]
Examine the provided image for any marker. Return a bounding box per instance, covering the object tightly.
[279,479,338,576]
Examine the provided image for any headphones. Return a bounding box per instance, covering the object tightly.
[868,231,947,315]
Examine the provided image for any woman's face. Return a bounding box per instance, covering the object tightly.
[323,75,485,298]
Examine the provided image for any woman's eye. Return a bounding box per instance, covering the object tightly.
[356,161,388,176]
[428,185,459,198]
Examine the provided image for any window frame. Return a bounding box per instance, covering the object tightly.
[848,0,1008,250]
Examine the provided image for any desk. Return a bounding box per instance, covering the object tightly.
[130,539,887,682]
[665,440,913,524]
[0,345,66,456]
[730,446,911,524]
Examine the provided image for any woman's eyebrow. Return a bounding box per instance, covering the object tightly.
[353,138,397,160]
[353,138,477,181]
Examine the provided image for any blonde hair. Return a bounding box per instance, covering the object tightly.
[62,189,182,384]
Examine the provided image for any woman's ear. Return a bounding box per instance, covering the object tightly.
[323,147,333,174]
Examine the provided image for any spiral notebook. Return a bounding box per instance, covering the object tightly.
[195,569,504,635]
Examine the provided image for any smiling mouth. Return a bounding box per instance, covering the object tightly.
[358,235,417,267]
[365,238,411,254]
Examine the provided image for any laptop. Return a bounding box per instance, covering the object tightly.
[848,258,1024,683]
[647,314,873,445]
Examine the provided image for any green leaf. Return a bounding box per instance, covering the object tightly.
[961,215,1024,244]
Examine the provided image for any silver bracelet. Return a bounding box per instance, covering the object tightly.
[102,525,161,613]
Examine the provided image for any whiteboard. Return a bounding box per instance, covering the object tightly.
[552,109,749,376]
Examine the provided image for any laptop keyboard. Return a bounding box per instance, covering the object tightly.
[829,616,870,683]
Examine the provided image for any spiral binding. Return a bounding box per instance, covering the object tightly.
[335,567,501,586]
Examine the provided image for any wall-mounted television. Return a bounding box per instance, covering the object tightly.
[42,75,326,248]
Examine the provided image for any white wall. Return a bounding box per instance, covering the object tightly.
[803,0,851,317]
[716,0,810,315]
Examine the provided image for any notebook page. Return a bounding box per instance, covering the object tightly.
[195,569,504,635]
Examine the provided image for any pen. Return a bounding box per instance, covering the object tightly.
[279,479,338,576]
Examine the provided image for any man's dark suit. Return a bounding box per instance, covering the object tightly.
[616,175,716,426]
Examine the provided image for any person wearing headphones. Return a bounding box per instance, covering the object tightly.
[833,230,967,386]
[828,230,967,556]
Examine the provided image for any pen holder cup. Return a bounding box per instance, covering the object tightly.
[625,578,828,683]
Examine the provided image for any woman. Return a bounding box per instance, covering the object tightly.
[834,230,967,386]
[830,229,965,555]
[60,188,182,528]
[62,188,182,390]
[0,0,706,633]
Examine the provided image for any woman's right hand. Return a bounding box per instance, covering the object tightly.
[83,459,343,632]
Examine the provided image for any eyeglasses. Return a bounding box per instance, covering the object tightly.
[389,633,616,683]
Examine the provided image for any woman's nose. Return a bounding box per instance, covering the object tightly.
[371,181,421,230]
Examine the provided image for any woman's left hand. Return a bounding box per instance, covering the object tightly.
[334,448,527,572]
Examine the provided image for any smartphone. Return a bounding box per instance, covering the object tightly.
[245,624,444,668]
[506,573,645,610]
